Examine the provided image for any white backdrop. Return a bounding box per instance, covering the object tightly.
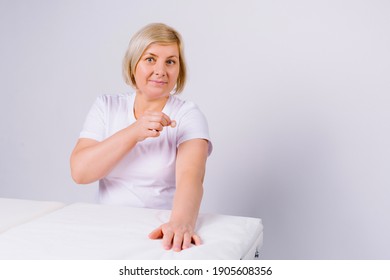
[1,0,389,259]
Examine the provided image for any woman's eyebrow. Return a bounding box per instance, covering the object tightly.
[145,52,157,57]
[144,52,178,58]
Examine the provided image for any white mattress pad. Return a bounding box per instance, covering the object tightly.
[0,202,263,260]
[0,198,65,233]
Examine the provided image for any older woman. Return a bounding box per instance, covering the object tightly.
[70,23,212,252]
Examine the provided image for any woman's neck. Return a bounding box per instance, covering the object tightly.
[133,92,169,119]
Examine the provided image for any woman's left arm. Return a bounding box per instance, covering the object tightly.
[149,138,209,251]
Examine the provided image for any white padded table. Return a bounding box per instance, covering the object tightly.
[0,198,65,233]
[0,202,263,260]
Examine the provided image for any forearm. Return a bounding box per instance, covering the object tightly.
[71,111,175,184]
[148,139,208,251]
[70,125,138,184]
[170,173,204,228]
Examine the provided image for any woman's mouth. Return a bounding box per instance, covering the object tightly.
[149,80,168,85]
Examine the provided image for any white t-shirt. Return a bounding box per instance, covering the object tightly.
[79,92,212,209]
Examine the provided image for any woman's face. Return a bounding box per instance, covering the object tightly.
[134,43,180,99]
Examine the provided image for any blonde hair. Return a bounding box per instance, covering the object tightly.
[122,23,187,94]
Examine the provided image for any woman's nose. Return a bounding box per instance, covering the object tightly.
[153,62,166,76]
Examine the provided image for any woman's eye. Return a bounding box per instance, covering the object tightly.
[146,57,155,62]
[166,59,176,65]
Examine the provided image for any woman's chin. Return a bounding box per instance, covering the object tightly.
[137,88,171,99]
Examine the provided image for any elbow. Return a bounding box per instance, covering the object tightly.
[70,162,94,185]
[71,172,95,185]
[71,169,87,185]
[71,176,84,185]
[70,154,95,184]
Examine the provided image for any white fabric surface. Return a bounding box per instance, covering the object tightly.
[0,202,263,260]
[0,198,65,233]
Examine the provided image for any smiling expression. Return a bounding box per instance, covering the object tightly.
[134,43,180,100]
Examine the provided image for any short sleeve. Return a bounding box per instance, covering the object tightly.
[79,96,106,141]
[176,103,213,156]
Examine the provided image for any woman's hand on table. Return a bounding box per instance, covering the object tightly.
[148,222,201,252]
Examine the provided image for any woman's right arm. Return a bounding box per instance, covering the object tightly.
[70,111,173,184]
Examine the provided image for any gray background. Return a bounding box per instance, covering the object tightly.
[1,0,389,259]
